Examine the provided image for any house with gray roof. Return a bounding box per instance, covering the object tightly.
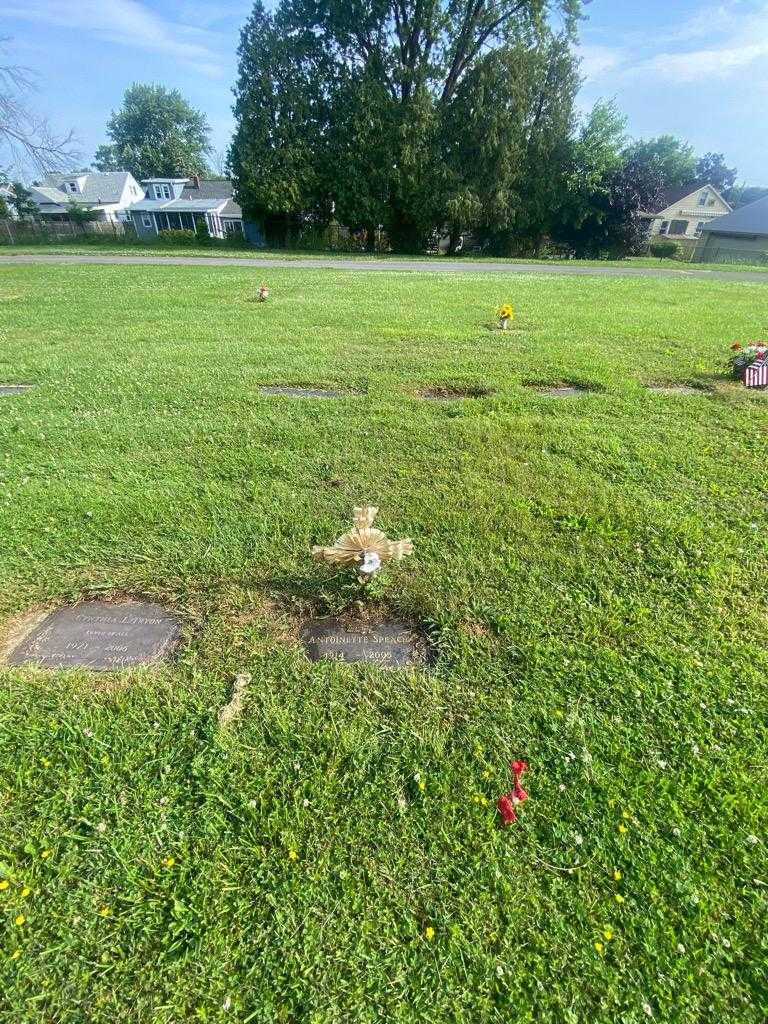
[694,194,768,264]
[29,171,144,223]
[126,176,257,242]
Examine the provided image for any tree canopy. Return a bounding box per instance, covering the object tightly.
[94,83,211,181]
[230,1,754,256]
[230,0,583,250]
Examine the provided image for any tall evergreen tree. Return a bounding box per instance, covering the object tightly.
[230,0,583,250]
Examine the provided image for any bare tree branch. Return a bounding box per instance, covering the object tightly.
[0,38,79,174]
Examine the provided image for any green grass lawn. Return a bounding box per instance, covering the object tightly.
[3,237,768,274]
[1,263,767,1022]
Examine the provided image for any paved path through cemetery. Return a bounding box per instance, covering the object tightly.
[2,252,768,283]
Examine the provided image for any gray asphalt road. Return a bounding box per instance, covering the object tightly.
[1,252,767,282]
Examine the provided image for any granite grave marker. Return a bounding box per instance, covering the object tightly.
[6,600,180,671]
[300,618,427,669]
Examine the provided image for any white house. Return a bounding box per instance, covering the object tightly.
[0,182,17,218]
[28,171,145,223]
[644,183,732,242]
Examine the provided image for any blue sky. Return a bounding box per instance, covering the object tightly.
[2,0,767,183]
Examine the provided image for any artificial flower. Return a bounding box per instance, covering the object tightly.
[497,760,529,825]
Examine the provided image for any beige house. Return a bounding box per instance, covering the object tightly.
[645,183,732,242]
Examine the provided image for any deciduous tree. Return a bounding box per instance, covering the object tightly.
[94,84,211,181]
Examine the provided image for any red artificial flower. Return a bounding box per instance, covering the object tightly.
[497,760,529,826]
[497,793,518,825]
[731,343,742,351]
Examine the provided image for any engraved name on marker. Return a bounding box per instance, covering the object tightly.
[6,600,180,671]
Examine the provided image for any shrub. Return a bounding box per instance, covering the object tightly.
[157,229,196,246]
[195,219,212,246]
[649,238,679,259]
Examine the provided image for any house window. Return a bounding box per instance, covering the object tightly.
[141,214,153,228]
[67,181,79,193]
[658,220,669,235]
[695,221,705,237]
[153,184,172,200]
[698,191,709,206]
[669,219,689,235]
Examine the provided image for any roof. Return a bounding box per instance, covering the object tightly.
[648,182,731,216]
[40,171,133,205]
[700,194,768,237]
[128,197,232,213]
[219,199,243,217]
[141,178,189,184]
[180,179,234,202]
[30,185,69,205]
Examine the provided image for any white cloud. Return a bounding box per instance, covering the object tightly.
[628,1,768,84]
[578,44,623,81]
[3,0,226,78]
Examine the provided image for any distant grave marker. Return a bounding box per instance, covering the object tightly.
[0,385,33,396]
[418,386,490,400]
[646,384,707,396]
[300,618,428,669]
[6,600,180,671]
[533,385,590,398]
[260,386,349,398]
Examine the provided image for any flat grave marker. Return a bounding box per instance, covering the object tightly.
[418,386,490,401]
[533,385,590,398]
[0,385,33,396]
[6,600,181,671]
[300,618,428,669]
[646,384,707,396]
[260,386,350,398]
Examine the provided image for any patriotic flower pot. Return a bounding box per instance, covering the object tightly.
[730,344,768,388]
[744,360,768,388]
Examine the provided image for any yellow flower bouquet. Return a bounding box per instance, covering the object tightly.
[498,303,514,329]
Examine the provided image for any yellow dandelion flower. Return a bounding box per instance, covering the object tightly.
[608,799,615,809]
[20,887,31,898]
[288,850,298,861]
[622,811,631,820]
[614,894,625,904]
[98,906,111,917]
[613,869,622,881]
[14,914,25,926]
[0,880,9,891]
[425,926,435,941]
[618,824,628,834]
[10,948,21,960]
[594,942,604,953]
[418,781,426,792]
[554,710,564,717]
[481,770,491,779]
[41,850,51,859]
[473,795,480,804]
[480,797,489,806]
[162,857,176,867]
[603,929,613,941]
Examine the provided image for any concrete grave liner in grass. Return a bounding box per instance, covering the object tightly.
[5,600,181,671]
[0,384,33,396]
